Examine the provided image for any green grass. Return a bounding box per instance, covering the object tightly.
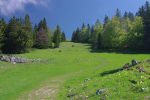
[0,42,150,100]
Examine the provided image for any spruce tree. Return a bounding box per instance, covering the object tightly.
[35,28,49,49]
[33,24,38,46]
[97,33,102,49]
[0,18,6,49]
[23,14,33,47]
[103,15,109,27]
[53,25,61,48]
[35,19,49,49]
[138,1,150,50]
[123,12,128,19]
[115,9,122,18]
[61,32,66,42]
[2,16,32,53]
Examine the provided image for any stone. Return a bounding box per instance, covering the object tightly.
[0,55,47,64]
[131,60,138,66]
[123,63,130,69]
[96,89,106,95]
[146,60,150,63]
[136,66,146,73]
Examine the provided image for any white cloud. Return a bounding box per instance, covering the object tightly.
[0,0,48,15]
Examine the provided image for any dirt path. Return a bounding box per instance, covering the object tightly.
[18,77,65,100]
[25,80,61,100]
[18,72,81,100]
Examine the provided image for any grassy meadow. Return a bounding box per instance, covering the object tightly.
[0,42,150,100]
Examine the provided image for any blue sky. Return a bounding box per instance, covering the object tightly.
[0,0,150,39]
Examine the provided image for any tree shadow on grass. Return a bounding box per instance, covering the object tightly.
[71,42,150,54]
[100,68,123,76]
[90,48,150,54]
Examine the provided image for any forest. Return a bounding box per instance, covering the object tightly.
[0,16,66,54]
[72,1,150,51]
[0,1,150,54]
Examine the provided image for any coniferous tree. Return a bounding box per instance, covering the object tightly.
[61,32,66,42]
[104,15,109,27]
[23,14,33,47]
[35,28,49,49]
[137,1,150,50]
[123,12,128,19]
[53,25,61,48]
[0,18,6,49]
[33,24,38,46]
[35,18,49,49]
[115,9,122,18]
[87,24,91,42]
[97,33,102,49]
[2,16,32,53]
[128,12,134,21]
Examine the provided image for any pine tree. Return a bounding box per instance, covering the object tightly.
[115,9,122,18]
[0,18,6,49]
[33,24,38,46]
[35,28,49,49]
[75,28,80,42]
[87,24,91,42]
[61,32,66,42]
[103,15,109,27]
[123,12,128,19]
[71,31,76,42]
[53,25,61,48]
[128,12,134,21]
[23,14,33,47]
[37,18,48,32]
[42,18,48,31]
[138,1,150,50]
[97,33,102,49]
[35,19,49,49]
[2,16,32,53]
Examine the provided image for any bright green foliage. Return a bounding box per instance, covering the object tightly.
[71,8,145,50]
[92,20,103,48]
[102,16,143,49]
[71,21,103,48]
[102,17,127,49]
[126,17,144,49]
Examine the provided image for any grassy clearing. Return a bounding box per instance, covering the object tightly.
[0,42,150,100]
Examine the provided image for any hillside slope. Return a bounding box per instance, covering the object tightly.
[58,60,150,100]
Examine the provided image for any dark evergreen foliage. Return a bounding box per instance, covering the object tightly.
[2,16,32,53]
[61,32,66,42]
[35,28,49,49]
[53,25,61,48]
[137,1,150,50]
[0,18,6,49]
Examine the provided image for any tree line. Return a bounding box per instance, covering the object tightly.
[0,15,66,54]
[72,1,150,51]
